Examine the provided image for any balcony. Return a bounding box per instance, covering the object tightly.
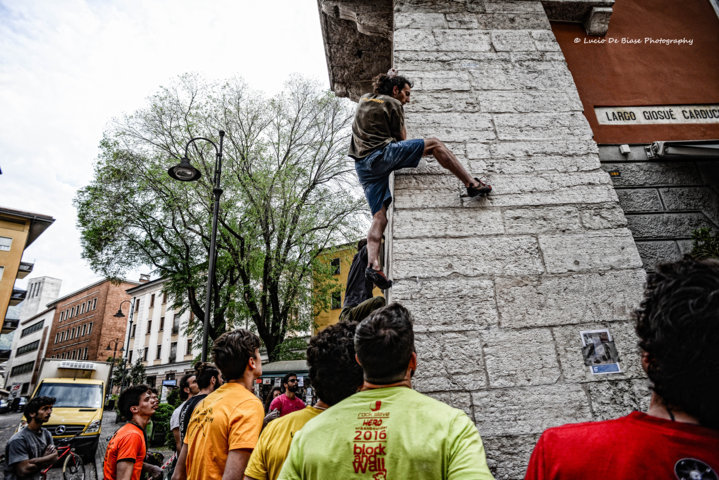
[9,288,26,306]
[16,261,34,279]
[1,318,19,333]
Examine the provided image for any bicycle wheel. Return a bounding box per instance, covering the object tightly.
[62,452,85,480]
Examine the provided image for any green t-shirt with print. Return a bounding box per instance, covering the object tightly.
[277,386,494,480]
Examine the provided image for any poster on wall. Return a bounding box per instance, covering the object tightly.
[580,329,621,374]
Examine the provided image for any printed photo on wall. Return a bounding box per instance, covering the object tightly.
[580,328,621,374]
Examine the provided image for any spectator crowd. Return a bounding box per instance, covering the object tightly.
[4,257,718,480]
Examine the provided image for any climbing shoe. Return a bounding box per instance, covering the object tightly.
[365,267,393,289]
[467,177,492,197]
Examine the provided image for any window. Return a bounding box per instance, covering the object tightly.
[331,291,342,310]
[146,375,156,387]
[80,304,85,314]
[129,351,133,363]
[81,325,86,336]
[147,320,152,334]
[131,324,136,337]
[331,258,341,275]
[60,311,64,322]
[156,345,162,360]
[162,292,167,304]
[150,294,155,308]
[0,236,12,251]
[0,266,4,280]
[21,320,44,337]
[143,348,148,361]
[11,361,34,376]
[92,298,97,310]
[187,338,192,354]
[71,307,75,317]
[87,323,93,335]
[61,331,66,341]
[17,341,40,356]
[83,347,88,360]
[159,317,164,331]
[172,316,179,335]
[71,328,76,339]
[21,383,29,394]
[55,333,60,343]
[170,342,177,363]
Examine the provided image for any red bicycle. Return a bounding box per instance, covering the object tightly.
[40,436,85,480]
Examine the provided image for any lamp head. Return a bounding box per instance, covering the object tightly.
[168,157,202,182]
[113,308,125,318]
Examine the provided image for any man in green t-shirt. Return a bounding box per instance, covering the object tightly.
[278,303,495,480]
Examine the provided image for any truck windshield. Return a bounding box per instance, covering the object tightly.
[35,383,103,408]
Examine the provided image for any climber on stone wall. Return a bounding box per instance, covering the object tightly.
[348,69,491,290]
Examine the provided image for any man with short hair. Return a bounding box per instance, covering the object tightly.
[339,239,386,324]
[4,396,57,480]
[525,258,719,479]
[173,329,264,480]
[278,303,494,479]
[178,363,222,442]
[171,373,198,452]
[104,385,159,480]
[351,70,491,290]
[244,321,364,480]
[268,373,305,418]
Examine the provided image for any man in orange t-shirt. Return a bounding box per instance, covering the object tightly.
[172,329,264,480]
[104,385,158,480]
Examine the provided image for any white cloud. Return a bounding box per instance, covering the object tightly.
[0,0,330,295]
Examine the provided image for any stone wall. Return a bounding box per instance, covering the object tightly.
[387,1,647,478]
[600,145,719,272]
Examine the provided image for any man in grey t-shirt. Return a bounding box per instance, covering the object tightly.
[4,396,58,480]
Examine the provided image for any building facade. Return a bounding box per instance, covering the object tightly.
[125,278,200,391]
[45,278,138,362]
[316,1,717,477]
[4,276,62,396]
[0,207,54,345]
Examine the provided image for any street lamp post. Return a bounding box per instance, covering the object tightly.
[114,298,136,389]
[168,130,225,362]
[106,339,124,400]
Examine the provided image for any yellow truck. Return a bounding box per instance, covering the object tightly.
[23,359,111,460]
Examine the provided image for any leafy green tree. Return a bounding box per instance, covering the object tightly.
[111,357,147,389]
[75,74,363,360]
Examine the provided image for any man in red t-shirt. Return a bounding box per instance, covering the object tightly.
[267,373,305,418]
[525,258,719,479]
[104,385,159,480]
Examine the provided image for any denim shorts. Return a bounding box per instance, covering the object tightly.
[354,139,424,215]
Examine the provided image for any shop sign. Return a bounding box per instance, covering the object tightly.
[595,105,719,125]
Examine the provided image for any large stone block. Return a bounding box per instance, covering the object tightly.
[404,70,473,91]
[483,328,561,387]
[476,13,551,30]
[409,112,496,142]
[489,139,598,159]
[392,236,545,278]
[469,61,576,90]
[434,29,493,51]
[602,162,703,187]
[494,112,593,141]
[395,0,468,14]
[634,240,681,272]
[659,186,719,225]
[552,320,644,383]
[496,269,646,328]
[469,155,600,175]
[626,212,712,239]
[393,207,504,238]
[539,229,643,273]
[615,188,663,213]
[503,205,583,234]
[491,30,537,51]
[409,91,480,112]
[394,29,439,51]
[579,204,629,230]
[414,331,487,391]
[391,277,499,331]
[472,384,592,436]
[483,2,546,14]
[484,184,620,208]
[477,90,582,113]
[394,12,447,29]
[482,434,540,480]
[445,13,480,29]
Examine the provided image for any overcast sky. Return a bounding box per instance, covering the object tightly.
[0,0,330,297]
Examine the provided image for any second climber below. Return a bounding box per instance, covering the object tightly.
[349,69,492,290]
